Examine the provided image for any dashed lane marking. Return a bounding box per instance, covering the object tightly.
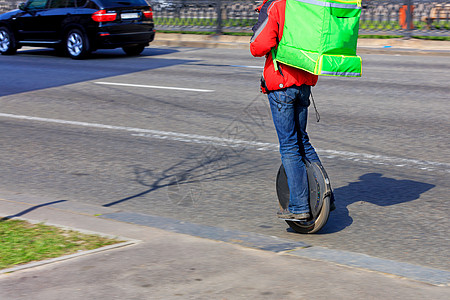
[94,81,215,93]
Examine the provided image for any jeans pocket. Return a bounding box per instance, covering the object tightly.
[271,90,296,105]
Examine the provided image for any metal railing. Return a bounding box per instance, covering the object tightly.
[0,0,22,14]
[359,0,449,36]
[1,0,449,36]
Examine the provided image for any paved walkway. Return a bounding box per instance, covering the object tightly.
[0,192,448,299]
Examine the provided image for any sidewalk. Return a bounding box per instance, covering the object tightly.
[0,192,449,299]
[152,33,450,56]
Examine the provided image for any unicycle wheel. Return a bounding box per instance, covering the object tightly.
[276,163,331,234]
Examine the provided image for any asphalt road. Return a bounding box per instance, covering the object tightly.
[0,47,449,271]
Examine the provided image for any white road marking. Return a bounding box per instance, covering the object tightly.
[1,112,448,173]
[230,65,264,69]
[94,81,215,93]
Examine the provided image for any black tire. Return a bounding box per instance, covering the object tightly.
[122,44,146,56]
[65,28,90,59]
[0,26,17,55]
[285,196,330,234]
[276,163,331,234]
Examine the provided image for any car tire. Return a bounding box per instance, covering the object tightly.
[65,28,90,59]
[0,27,17,55]
[122,44,146,56]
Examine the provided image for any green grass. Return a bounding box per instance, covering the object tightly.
[358,34,403,39]
[412,35,450,41]
[359,34,450,41]
[157,30,252,35]
[0,219,121,270]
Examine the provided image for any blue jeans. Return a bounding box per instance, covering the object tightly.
[268,85,321,214]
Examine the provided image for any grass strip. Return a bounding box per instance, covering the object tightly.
[0,219,121,270]
[412,35,450,41]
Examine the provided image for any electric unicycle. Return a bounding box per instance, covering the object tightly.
[276,161,332,234]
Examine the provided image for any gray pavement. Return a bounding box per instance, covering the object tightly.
[0,192,449,299]
[1,35,449,299]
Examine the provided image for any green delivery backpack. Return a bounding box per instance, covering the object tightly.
[273,0,362,77]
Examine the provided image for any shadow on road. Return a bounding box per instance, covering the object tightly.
[102,93,272,209]
[16,47,178,59]
[101,148,259,208]
[0,47,192,97]
[318,173,435,234]
[0,200,67,221]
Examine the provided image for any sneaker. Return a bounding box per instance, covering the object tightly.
[277,209,310,221]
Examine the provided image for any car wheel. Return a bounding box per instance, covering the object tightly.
[122,44,146,56]
[66,29,90,59]
[0,27,17,55]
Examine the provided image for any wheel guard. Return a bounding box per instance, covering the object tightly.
[276,161,331,219]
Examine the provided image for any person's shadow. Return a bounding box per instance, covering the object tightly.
[317,173,435,234]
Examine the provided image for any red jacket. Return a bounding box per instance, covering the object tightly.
[250,0,318,93]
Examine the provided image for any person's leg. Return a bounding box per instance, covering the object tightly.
[294,85,320,164]
[294,85,336,211]
[268,87,309,215]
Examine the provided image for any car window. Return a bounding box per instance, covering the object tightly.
[76,0,88,7]
[82,0,99,9]
[48,0,67,8]
[67,0,76,7]
[26,0,49,10]
[97,0,148,7]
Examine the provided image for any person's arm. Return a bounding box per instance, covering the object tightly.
[250,0,279,57]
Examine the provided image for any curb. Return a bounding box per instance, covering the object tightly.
[0,239,140,275]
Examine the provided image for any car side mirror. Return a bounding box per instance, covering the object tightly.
[18,3,27,11]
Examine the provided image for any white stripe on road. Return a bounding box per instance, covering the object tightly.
[1,112,448,173]
[230,65,264,69]
[94,82,215,93]
[0,112,273,149]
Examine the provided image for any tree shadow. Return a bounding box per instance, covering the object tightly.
[102,146,260,208]
[318,173,435,234]
[0,200,67,221]
[102,94,272,208]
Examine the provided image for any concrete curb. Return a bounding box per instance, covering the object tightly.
[0,240,139,275]
[289,247,450,287]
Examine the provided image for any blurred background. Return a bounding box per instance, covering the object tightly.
[1,0,449,37]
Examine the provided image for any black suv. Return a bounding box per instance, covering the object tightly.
[0,0,155,59]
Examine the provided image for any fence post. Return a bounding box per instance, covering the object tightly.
[405,0,413,38]
[216,0,223,34]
